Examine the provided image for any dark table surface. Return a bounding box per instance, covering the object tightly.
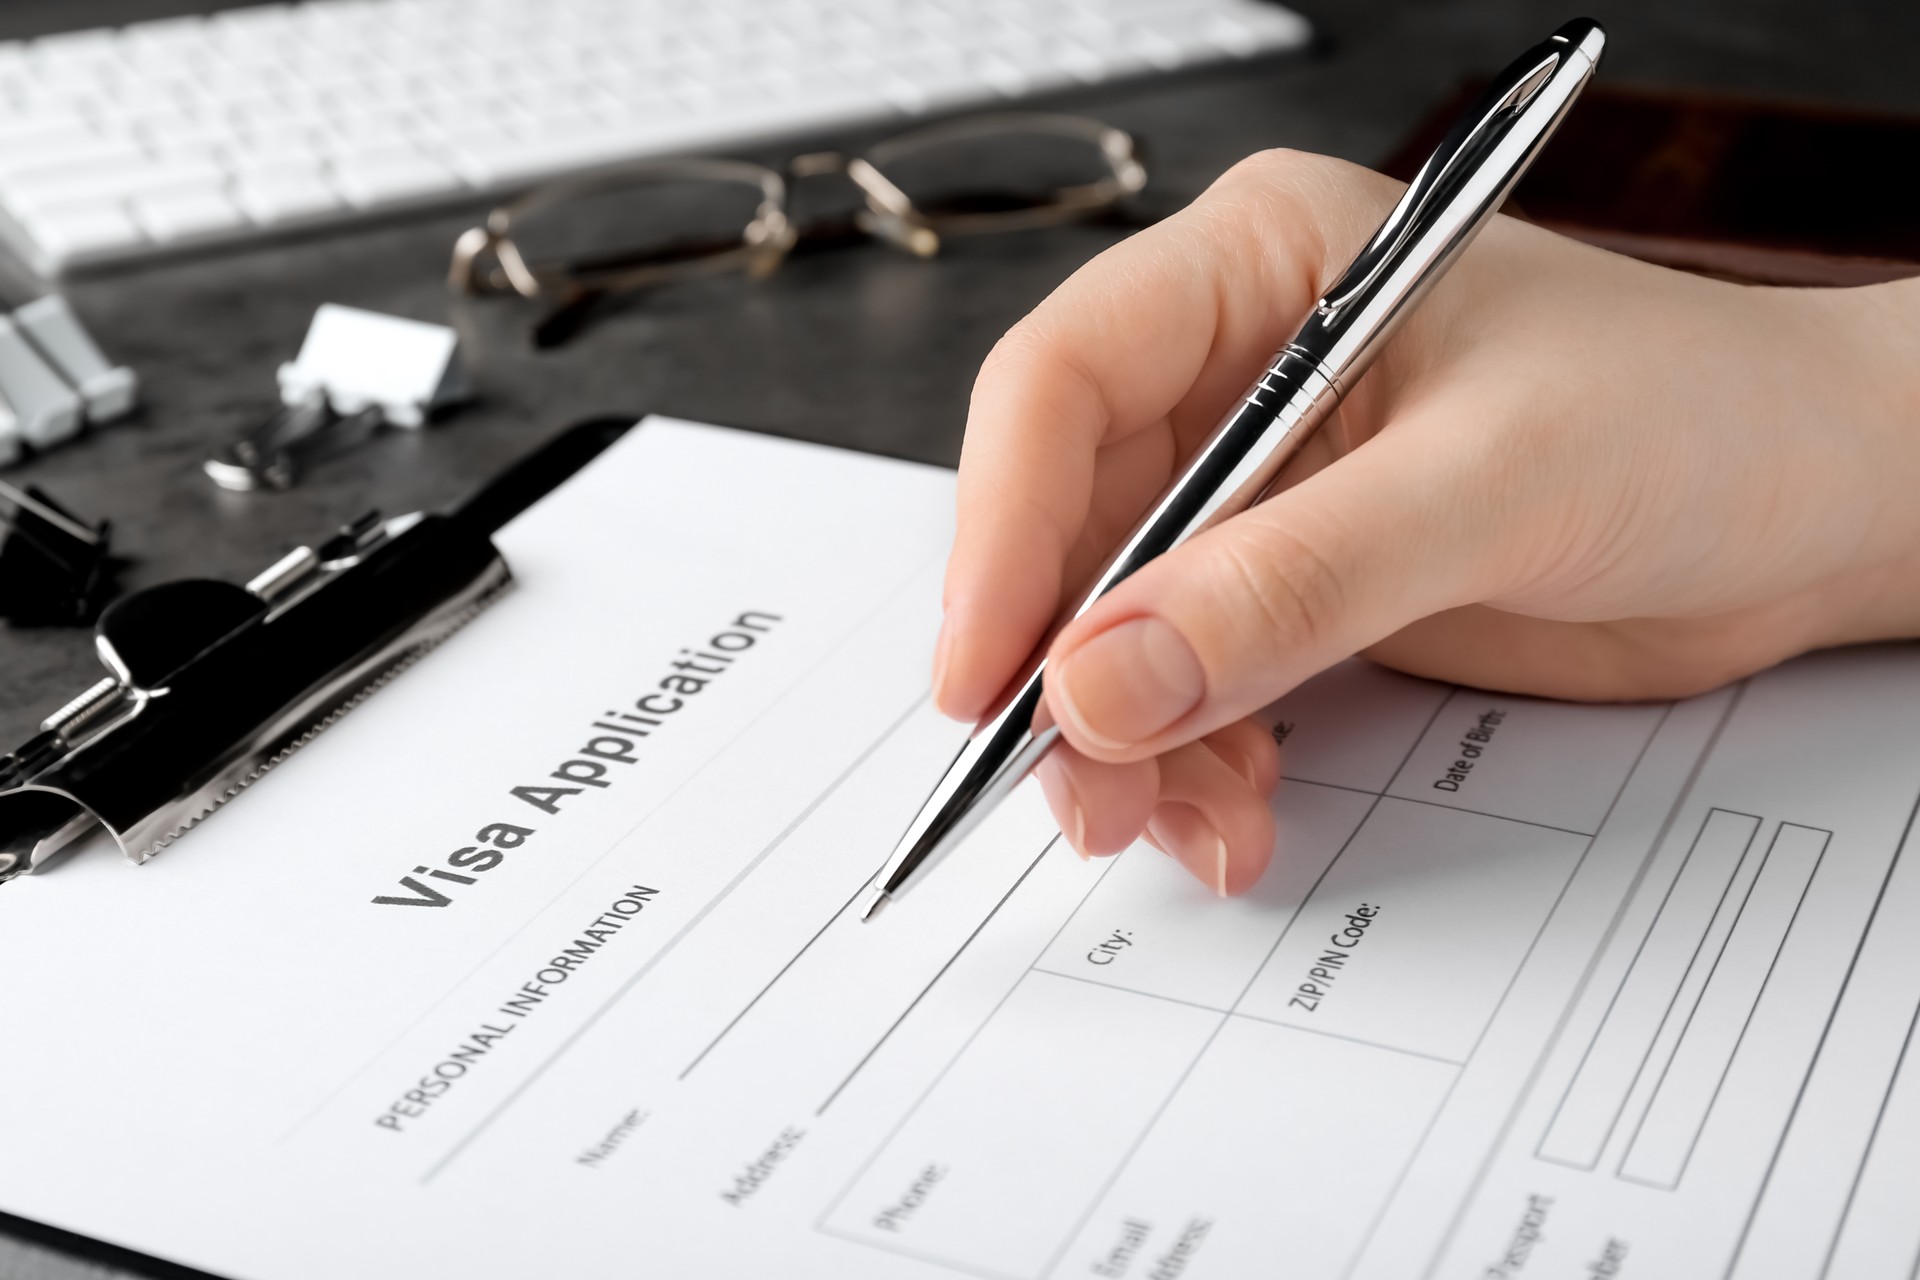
[3,1,1917,1276]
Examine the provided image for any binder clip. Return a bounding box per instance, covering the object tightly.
[0,418,632,883]
[0,478,118,627]
[204,304,469,492]
[0,295,140,467]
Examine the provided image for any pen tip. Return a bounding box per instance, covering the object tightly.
[859,886,890,923]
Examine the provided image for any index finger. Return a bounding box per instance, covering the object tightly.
[934,149,1378,721]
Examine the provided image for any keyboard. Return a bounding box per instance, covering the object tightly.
[0,0,1310,278]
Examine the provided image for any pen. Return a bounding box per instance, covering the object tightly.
[862,18,1606,920]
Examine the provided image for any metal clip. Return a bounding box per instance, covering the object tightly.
[203,389,389,492]
[0,478,117,626]
[1316,31,1578,319]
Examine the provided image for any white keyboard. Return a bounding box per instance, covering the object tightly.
[0,0,1310,278]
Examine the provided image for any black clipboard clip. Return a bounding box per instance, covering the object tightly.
[0,417,635,885]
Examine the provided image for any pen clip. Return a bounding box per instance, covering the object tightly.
[1316,19,1600,321]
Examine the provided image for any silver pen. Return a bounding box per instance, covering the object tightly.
[862,18,1607,920]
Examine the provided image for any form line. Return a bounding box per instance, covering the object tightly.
[679,878,878,1080]
[419,686,929,1184]
[813,1224,1026,1280]
[814,838,1059,1116]
[1287,776,1597,838]
[1229,1011,1467,1068]
[1726,774,1920,1279]
[1029,965,1231,1015]
[1821,948,1920,1276]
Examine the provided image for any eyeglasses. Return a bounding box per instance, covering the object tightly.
[447,112,1148,346]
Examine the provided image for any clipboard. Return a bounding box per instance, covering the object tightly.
[0,416,638,893]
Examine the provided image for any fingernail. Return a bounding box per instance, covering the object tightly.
[1146,803,1230,897]
[1218,745,1258,788]
[1063,784,1090,861]
[930,617,954,707]
[1036,755,1091,860]
[1054,616,1205,750]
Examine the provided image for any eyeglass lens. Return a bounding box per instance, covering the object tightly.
[506,176,776,288]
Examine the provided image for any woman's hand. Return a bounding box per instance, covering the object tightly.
[933,148,1920,896]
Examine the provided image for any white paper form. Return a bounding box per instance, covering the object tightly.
[2,418,1919,1280]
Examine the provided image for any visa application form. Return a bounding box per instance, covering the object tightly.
[2,418,1919,1280]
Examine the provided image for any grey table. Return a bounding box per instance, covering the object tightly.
[2,1,1916,1277]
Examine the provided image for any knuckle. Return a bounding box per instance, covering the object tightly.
[1219,146,1319,188]
[973,321,1052,392]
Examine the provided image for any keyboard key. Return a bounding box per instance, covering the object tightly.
[235,119,327,155]
[1116,14,1227,69]
[0,112,94,154]
[0,135,147,186]
[1,157,226,216]
[778,74,892,126]
[131,186,246,241]
[224,147,325,187]
[1217,1,1313,46]
[879,59,995,114]
[1044,34,1138,82]
[235,171,343,224]
[320,105,424,143]
[443,130,610,187]
[111,72,200,115]
[25,29,122,73]
[119,15,211,58]
[330,152,454,207]
[325,137,434,171]
[17,203,144,266]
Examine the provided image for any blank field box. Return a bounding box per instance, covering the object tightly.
[1052,1018,1456,1280]
[1620,823,1829,1188]
[1538,808,1762,1168]
[821,973,1217,1279]
[1264,660,1452,792]
[1388,694,1665,833]
[1238,799,1588,1062]
[1033,781,1372,1009]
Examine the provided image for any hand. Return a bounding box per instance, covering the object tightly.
[932,148,1920,896]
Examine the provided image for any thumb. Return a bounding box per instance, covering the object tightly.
[1043,417,1517,762]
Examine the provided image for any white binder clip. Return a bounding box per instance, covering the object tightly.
[206,304,469,492]
[275,303,468,430]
